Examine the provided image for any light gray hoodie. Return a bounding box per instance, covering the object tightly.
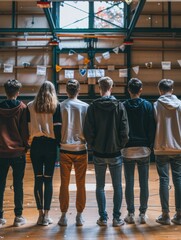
[154,94,181,155]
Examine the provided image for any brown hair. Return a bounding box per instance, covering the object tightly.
[4,79,22,98]
[66,79,80,98]
[158,79,174,93]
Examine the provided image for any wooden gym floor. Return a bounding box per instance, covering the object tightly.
[0,162,180,240]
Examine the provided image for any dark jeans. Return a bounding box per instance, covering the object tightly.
[30,136,57,211]
[123,156,150,214]
[0,155,26,218]
[155,155,181,213]
[93,155,123,220]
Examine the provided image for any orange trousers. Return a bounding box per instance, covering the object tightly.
[59,152,88,213]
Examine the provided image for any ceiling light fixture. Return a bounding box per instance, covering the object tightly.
[49,36,60,46]
[37,1,52,8]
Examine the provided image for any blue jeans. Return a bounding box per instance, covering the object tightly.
[123,157,150,214]
[93,155,123,220]
[0,155,26,218]
[155,155,181,213]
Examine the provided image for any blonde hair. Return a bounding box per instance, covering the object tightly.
[34,81,58,113]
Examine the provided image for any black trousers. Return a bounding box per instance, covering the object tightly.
[0,155,26,218]
[30,136,58,210]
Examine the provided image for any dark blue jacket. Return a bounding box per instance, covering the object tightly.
[123,98,156,148]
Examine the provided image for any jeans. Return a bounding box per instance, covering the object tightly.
[59,152,88,213]
[123,156,150,214]
[155,155,181,213]
[30,137,58,211]
[0,155,26,218]
[93,155,123,220]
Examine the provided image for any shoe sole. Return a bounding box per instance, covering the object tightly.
[124,220,135,224]
[58,222,67,226]
[41,220,53,226]
[14,222,26,227]
[171,219,181,225]
[76,223,83,226]
[112,223,124,227]
[156,220,170,225]
[97,223,107,226]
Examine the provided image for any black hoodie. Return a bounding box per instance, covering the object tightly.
[84,96,129,158]
[0,99,29,158]
[123,98,155,148]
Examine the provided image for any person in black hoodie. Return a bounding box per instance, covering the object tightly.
[84,76,129,227]
[0,79,29,227]
[122,78,155,224]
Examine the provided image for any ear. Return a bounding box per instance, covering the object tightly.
[139,88,143,94]
[16,91,20,97]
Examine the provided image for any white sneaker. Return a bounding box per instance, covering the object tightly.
[76,214,84,226]
[0,218,6,226]
[58,215,67,226]
[139,213,147,224]
[14,216,26,227]
[42,216,53,226]
[124,213,135,224]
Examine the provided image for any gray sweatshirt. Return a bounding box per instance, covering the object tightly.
[60,98,89,152]
[154,94,181,155]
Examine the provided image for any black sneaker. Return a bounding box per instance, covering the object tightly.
[156,214,170,225]
[171,213,181,225]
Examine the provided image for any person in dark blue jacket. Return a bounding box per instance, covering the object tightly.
[122,78,156,224]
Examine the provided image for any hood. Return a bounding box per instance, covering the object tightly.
[124,98,145,110]
[0,100,23,118]
[93,96,118,112]
[158,94,181,110]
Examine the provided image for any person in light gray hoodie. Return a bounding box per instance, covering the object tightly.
[154,79,181,225]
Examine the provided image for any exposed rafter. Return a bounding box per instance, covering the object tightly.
[126,0,146,41]
[43,8,56,34]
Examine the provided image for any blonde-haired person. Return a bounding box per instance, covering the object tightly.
[27,81,61,226]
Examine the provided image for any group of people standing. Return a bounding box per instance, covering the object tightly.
[0,76,181,228]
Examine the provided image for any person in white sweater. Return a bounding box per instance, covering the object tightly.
[154,79,181,225]
[27,81,61,226]
[58,79,89,227]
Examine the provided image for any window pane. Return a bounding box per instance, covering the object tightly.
[60,1,88,29]
[94,1,124,28]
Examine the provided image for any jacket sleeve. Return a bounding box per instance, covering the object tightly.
[147,102,156,149]
[20,106,30,151]
[83,104,95,148]
[53,103,62,146]
[119,103,129,148]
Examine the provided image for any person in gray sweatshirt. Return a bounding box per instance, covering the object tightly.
[154,79,181,225]
[58,79,89,227]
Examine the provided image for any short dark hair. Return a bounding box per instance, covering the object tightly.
[98,76,113,92]
[128,78,142,94]
[158,79,174,93]
[66,79,80,97]
[4,79,22,98]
